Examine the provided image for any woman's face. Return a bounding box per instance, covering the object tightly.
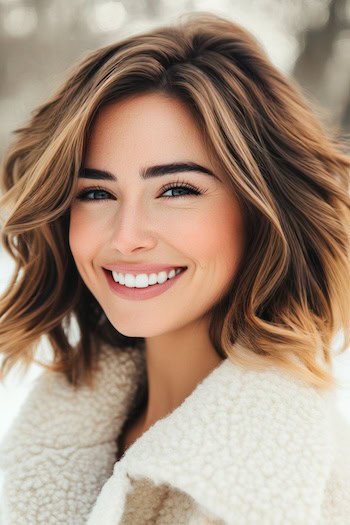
[69,92,245,338]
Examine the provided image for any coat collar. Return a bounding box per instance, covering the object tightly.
[0,343,344,524]
[84,344,338,524]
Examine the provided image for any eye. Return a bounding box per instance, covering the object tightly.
[160,180,204,199]
[74,180,206,202]
[75,186,113,201]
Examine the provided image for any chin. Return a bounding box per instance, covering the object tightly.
[111,319,176,339]
[103,306,182,337]
[105,318,152,338]
[115,327,146,338]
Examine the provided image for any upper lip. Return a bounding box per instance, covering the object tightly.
[103,264,187,275]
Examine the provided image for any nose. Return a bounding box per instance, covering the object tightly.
[109,199,157,255]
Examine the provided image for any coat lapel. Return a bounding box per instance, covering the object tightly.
[86,347,338,524]
[0,342,346,525]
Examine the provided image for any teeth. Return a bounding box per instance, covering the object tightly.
[156,271,167,285]
[168,269,176,279]
[112,267,183,288]
[148,273,158,285]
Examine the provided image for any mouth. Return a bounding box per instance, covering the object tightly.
[103,267,188,300]
[105,266,187,285]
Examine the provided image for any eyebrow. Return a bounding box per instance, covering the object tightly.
[78,162,218,181]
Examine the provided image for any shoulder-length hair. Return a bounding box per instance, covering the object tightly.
[1,12,349,390]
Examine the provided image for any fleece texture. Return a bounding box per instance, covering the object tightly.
[0,343,349,524]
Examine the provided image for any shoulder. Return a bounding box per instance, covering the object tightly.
[199,356,335,433]
[0,344,146,459]
[193,358,345,522]
[217,358,337,458]
[215,359,346,520]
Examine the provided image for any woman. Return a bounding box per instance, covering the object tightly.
[0,11,349,525]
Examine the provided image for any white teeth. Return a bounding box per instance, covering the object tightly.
[125,274,139,288]
[148,273,158,285]
[157,271,168,284]
[135,274,148,287]
[111,267,183,288]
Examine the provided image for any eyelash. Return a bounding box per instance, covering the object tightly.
[74,179,206,201]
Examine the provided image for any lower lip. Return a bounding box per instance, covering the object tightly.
[103,268,187,300]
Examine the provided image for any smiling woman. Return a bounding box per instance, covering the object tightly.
[0,11,350,525]
[69,93,244,337]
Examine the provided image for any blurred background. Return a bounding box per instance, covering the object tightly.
[0,0,349,478]
[1,0,350,157]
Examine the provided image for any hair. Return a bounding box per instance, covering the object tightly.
[0,12,349,390]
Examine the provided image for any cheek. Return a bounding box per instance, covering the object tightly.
[176,200,244,273]
[215,204,244,265]
[68,211,98,266]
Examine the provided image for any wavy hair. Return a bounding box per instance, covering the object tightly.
[1,12,349,390]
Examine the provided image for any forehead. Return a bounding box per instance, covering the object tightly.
[84,93,213,166]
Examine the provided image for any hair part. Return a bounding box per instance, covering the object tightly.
[1,12,349,390]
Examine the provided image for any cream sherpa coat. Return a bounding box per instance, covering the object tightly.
[0,343,349,524]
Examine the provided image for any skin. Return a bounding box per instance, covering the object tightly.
[69,92,245,446]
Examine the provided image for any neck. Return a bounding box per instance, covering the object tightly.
[140,315,224,432]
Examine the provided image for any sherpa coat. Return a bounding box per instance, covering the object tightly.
[0,343,349,524]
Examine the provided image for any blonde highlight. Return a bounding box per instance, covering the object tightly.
[1,12,349,390]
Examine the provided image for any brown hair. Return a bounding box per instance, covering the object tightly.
[1,12,349,389]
